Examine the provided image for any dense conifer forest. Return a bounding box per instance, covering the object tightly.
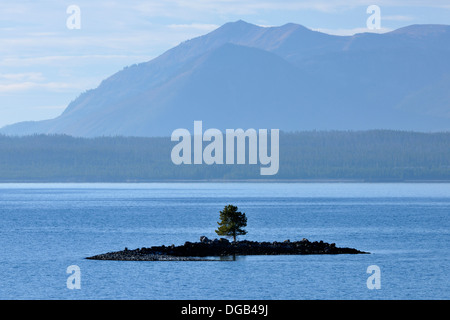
[0,131,449,182]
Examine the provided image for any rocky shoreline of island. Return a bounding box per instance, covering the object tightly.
[86,236,369,261]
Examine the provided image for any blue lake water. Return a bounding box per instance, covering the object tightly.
[0,183,449,300]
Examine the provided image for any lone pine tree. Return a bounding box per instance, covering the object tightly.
[215,205,248,242]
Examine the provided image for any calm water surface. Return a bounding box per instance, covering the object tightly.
[0,183,448,299]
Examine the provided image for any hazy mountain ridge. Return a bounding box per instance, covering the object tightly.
[1,20,449,137]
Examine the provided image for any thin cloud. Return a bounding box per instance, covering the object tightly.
[0,81,87,93]
[34,105,67,110]
[383,15,415,21]
[134,0,450,15]
[0,72,45,82]
[0,55,154,67]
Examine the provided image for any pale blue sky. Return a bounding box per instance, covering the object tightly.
[1,0,449,127]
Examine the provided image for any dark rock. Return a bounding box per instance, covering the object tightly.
[86,238,369,261]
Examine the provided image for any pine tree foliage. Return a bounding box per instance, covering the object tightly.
[215,205,248,242]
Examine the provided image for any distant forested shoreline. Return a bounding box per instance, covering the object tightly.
[0,131,449,182]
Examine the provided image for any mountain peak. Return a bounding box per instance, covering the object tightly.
[232,19,252,25]
[278,22,309,31]
[217,20,261,30]
[389,24,450,36]
[219,20,310,33]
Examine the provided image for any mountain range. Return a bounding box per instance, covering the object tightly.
[2,20,450,137]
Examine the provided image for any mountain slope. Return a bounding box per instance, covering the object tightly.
[1,21,449,137]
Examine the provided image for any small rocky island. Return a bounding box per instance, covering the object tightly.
[86,236,369,261]
[87,206,368,261]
